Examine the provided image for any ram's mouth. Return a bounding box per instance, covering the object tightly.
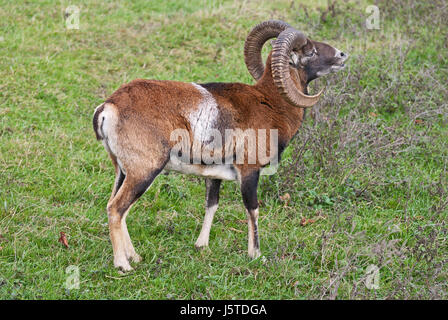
[331,57,348,72]
[330,63,346,72]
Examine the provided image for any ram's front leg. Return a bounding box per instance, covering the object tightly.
[240,169,261,259]
[195,178,222,249]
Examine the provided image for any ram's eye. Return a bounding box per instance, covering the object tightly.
[306,49,317,57]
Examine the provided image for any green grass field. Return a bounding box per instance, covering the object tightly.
[0,0,447,299]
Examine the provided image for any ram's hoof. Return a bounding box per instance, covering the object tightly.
[248,248,261,259]
[114,257,133,272]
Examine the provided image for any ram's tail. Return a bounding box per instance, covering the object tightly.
[93,103,105,140]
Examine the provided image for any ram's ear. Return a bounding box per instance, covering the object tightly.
[298,40,316,66]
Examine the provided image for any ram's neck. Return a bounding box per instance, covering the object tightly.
[253,54,308,144]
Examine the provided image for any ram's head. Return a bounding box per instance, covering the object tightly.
[244,20,348,107]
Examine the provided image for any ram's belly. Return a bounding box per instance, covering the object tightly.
[164,161,237,181]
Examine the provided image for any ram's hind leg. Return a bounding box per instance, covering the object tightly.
[107,165,165,271]
[108,154,125,203]
[108,155,141,263]
[106,155,141,264]
[121,208,141,263]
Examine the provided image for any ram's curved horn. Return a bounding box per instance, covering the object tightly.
[244,20,291,81]
[271,28,323,107]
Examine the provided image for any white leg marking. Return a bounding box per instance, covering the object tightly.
[247,208,261,259]
[195,204,218,248]
[108,216,133,271]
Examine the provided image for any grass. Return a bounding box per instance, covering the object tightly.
[0,0,447,299]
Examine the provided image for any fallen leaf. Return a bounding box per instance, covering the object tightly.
[415,119,424,124]
[58,231,69,248]
[369,112,378,117]
[315,211,327,220]
[280,252,298,260]
[279,193,291,207]
[228,227,244,233]
[279,193,291,202]
[300,217,316,227]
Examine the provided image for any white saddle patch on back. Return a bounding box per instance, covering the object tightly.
[188,83,219,145]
